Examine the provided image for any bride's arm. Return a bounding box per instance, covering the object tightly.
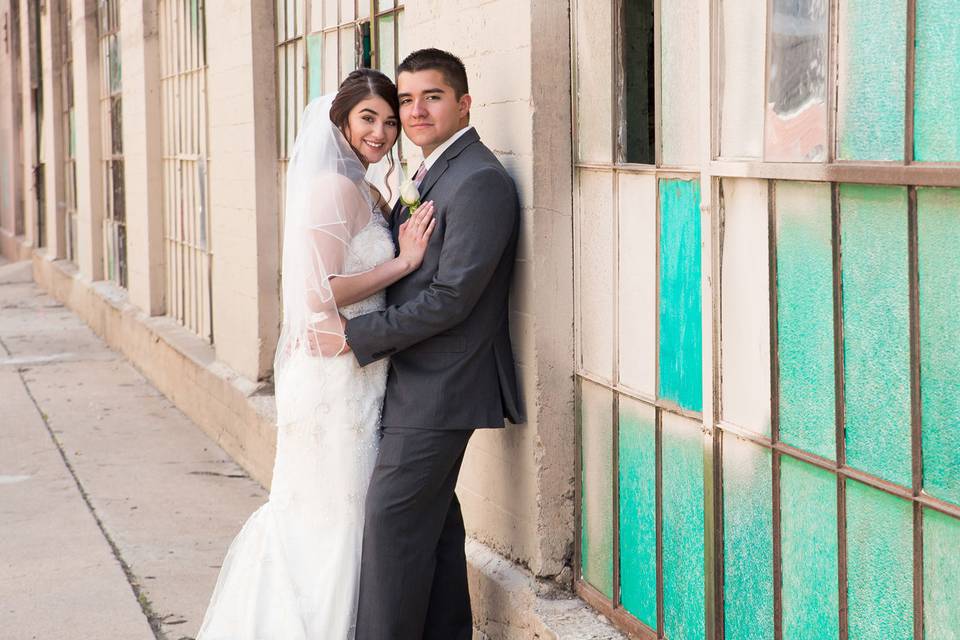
[326,202,437,308]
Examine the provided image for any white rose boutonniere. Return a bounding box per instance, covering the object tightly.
[399,178,421,214]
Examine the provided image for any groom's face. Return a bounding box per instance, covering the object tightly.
[397,69,471,158]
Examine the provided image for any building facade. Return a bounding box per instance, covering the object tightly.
[1,0,958,638]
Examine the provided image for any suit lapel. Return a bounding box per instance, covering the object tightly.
[414,128,481,204]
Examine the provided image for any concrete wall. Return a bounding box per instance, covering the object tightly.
[0,0,25,260]
[404,0,576,579]
[121,0,165,315]
[71,0,105,281]
[205,0,280,381]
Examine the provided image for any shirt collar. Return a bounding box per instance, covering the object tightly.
[421,125,474,172]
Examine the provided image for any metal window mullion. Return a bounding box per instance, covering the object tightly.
[653,159,663,637]
[708,174,724,640]
[827,0,839,164]
[831,181,848,640]
[612,165,622,611]
[652,0,661,168]
[904,0,917,165]
[768,179,783,640]
[907,185,923,640]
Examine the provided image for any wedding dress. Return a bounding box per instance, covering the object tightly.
[196,95,394,640]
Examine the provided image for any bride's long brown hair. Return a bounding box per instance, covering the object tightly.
[329,68,400,203]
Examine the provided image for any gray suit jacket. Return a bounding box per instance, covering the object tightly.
[344,128,525,429]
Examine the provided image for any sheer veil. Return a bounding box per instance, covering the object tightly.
[273,94,375,427]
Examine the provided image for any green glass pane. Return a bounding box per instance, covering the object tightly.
[662,412,705,640]
[923,509,960,639]
[781,456,839,640]
[775,181,836,460]
[658,179,702,412]
[306,33,323,101]
[618,396,656,629]
[722,435,773,640]
[837,0,906,160]
[918,188,960,506]
[840,184,911,487]
[377,14,396,81]
[109,34,121,93]
[914,0,960,161]
[845,479,913,640]
[580,380,614,598]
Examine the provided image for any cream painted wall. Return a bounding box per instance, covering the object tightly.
[205,0,280,381]
[404,0,575,578]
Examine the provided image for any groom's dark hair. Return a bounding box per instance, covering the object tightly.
[397,48,469,99]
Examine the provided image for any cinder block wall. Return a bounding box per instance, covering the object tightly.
[404,0,575,578]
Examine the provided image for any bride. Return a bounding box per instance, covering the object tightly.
[196,69,436,639]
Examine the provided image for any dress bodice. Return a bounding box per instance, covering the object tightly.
[339,207,393,320]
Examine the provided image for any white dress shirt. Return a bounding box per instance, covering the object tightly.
[421,125,474,173]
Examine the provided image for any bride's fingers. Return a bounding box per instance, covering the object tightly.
[421,218,437,240]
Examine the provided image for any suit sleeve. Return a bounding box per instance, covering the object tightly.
[345,167,518,365]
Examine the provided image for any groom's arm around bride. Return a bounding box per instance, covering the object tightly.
[345,48,525,640]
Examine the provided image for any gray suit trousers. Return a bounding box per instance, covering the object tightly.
[355,427,474,640]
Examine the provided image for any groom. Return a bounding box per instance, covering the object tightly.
[343,48,524,639]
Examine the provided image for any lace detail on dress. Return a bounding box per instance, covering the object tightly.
[196,196,394,640]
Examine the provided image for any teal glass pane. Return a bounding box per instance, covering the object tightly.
[775,181,836,460]
[722,435,773,640]
[662,412,705,640]
[845,479,913,640]
[658,179,703,412]
[840,184,911,487]
[306,33,323,101]
[780,456,839,640]
[580,380,614,598]
[914,0,960,161]
[923,509,960,639]
[837,0,906,160]
[918,188,960,506]
[618,396,657,629]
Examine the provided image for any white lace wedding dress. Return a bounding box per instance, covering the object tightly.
[196,208,394,640]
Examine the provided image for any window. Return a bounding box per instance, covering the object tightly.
[159,0,212,341]
[275,1,406,223]
[573,0,960,638]
[60,0,77,264]
[98,0,126,286]
[28,0,45,248]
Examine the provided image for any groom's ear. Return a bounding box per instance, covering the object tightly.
[458,93,472,123]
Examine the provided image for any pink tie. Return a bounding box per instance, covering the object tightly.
[413,163,427,187]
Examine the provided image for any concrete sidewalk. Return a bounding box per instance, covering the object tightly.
[0,258,267,640]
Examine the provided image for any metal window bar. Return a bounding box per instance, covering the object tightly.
[60,0,77,263]
[28,0,45,248]
[98,0,126,286]
[274,0,405,233]
[160,0,212,341]
[571,0,960,638]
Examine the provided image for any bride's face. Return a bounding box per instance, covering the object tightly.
[344,96,399,165]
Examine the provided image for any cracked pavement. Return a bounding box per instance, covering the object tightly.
[0,258,268,640]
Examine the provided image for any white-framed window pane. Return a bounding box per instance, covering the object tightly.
[718,0,766,159]
[578,169,615,380]
[660,0,700,165]
[719,178,771,436]
[574,0,613,163]
[617,172,656,396]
